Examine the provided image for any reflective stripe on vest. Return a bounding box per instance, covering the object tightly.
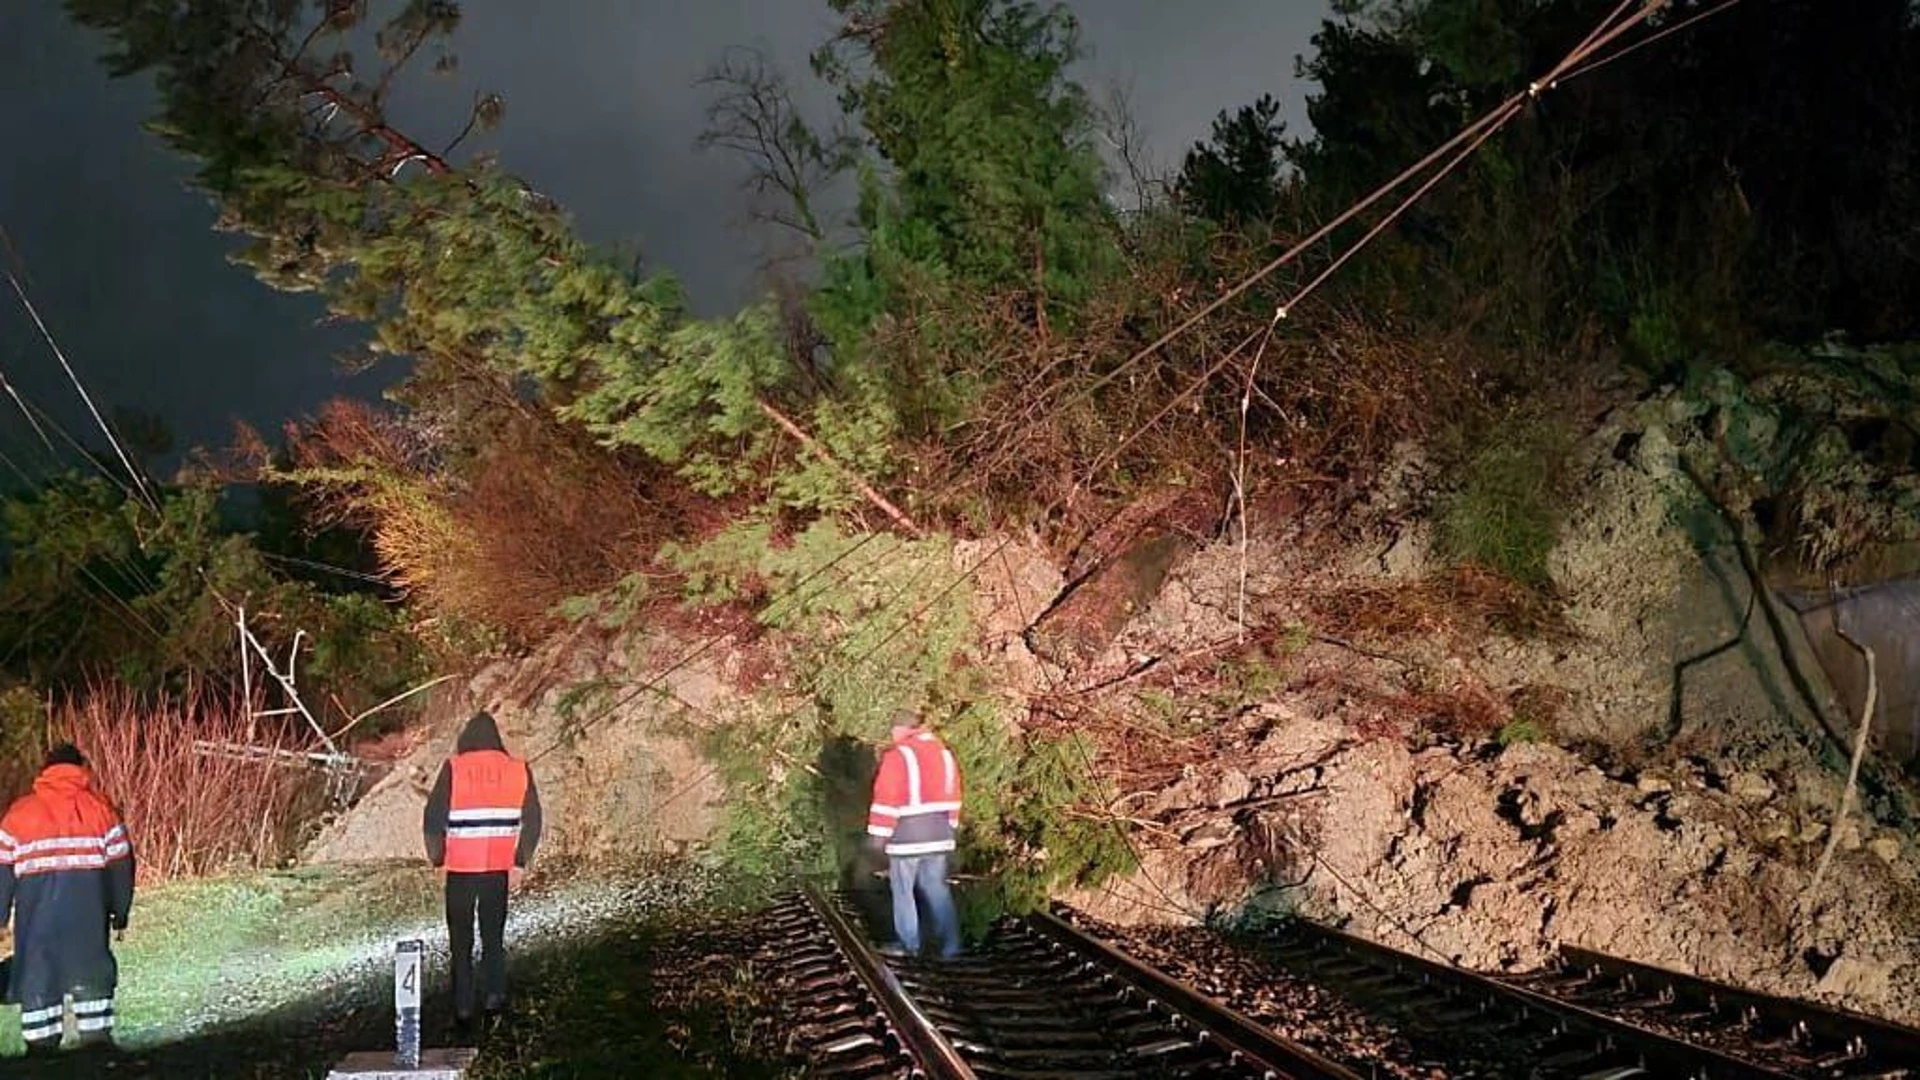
[445,750,529,873]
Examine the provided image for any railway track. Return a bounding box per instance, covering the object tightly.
[1243,915,1920,1079]
[758,887,1919,1080]
[767,886,1358,1079]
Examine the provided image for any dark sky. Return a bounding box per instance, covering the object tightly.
[0,1,1329,471]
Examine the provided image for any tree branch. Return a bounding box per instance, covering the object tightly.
[756,399,923,537]
[1807,599,1877,898]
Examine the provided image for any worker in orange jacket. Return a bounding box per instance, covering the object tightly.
[422,712,542,1031]
[0,743,135,1056]
[866,712,963,959]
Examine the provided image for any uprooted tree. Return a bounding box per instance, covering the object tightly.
[56,0,1920,891]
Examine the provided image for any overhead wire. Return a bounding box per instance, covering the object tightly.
[523,529,893,766]
[259,550,396,588]
[0,230,167,603]
[0,444,183,670]
[723,0,1739,915]
[1557,0,1747,83]
[1039,0,1679,432]
[0,225,158,514]
[0,360,54,454]
[517,0,1731,907]
[0,226,265,697]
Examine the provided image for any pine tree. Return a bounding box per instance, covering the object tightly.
[813,0,1118,319]
[66,1,815,501]
[1176,94,1289,227]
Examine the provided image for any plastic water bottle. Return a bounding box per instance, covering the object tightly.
[395,938,424,1068]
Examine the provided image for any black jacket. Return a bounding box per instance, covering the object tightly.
[422,712,543,869]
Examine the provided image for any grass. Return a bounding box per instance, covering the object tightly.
[1,860,795,1078]
[0,860,442,1059]
[1433,414,1575,588]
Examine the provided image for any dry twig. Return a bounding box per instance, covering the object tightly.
[1808,610,1877,897]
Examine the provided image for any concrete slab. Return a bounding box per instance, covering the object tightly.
[326,1048,478,1079]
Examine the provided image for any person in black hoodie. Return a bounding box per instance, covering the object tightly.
[422,712,542,1030]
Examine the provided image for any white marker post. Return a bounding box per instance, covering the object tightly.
[325,938,477,1078]
[395,939,424,1068]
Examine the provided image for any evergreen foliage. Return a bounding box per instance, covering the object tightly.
[671,521,1131,912]
[0,474,422,711]
[54,0,1920,885]
[1287,0,1920,353]
[1176,94,1289,227]
[813,0,1117,311]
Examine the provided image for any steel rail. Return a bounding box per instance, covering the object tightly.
[1029,909,1363,1080]
[1268,918,1805,1079]
[1556,945,1920,1075]
[802,884,979,1080]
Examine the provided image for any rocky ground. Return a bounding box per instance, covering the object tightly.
[305,626,734,867]
[1051,391,1920,1027]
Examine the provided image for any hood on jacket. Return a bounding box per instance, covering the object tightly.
[455,710,507,754]
[34,762,94,796]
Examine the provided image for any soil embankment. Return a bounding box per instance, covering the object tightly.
[307,392,1920,1027]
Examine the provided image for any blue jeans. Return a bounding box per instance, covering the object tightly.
[888,853,960,958]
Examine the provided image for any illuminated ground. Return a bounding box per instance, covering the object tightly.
[0,859,794,1078]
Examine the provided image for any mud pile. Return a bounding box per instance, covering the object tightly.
[1058,393,1920,1025]
[306,627,732,865]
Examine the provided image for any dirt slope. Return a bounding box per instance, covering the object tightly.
[307,392,1920,1026]
[1057,393,1920,1025]
[306,627,730,865]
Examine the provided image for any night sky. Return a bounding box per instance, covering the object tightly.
[0,1,1328,470]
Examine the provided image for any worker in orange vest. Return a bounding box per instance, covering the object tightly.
[422,712,542,1031]
[866,712,963,959]
[0,743,135,1056]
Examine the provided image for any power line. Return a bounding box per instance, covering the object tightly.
[513,0,1731,912]
[1559,0,1748,83]
[0,361,54,454]
[525,528,891,765]
[1034,0,1681,433]
[793,0,1739,919]
[0,226,158,513]
[259,550,395,588]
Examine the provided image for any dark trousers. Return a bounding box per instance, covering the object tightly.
[444,871,510,1018]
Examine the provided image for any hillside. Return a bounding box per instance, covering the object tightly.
[3,0,1917,1064]
[303,378,1920,1023]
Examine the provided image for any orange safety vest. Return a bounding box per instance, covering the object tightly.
[866,729,962,856]
[443,750,530,873]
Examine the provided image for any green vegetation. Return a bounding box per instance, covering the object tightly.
[34,0,1920,944]
[675,521,1133,917]
[0,469,425,880]
[1496,716,1547,747]
[0,862,441,1057]
[1678,343,1920,574]
[0,476,419,707]
[0,863,794,1077]
[1433,414,1575,587]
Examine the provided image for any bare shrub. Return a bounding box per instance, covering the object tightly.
[1311,565,1573,648]
[281,399,719,644]
[909,223,1476,550]
[48,684,326,884]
